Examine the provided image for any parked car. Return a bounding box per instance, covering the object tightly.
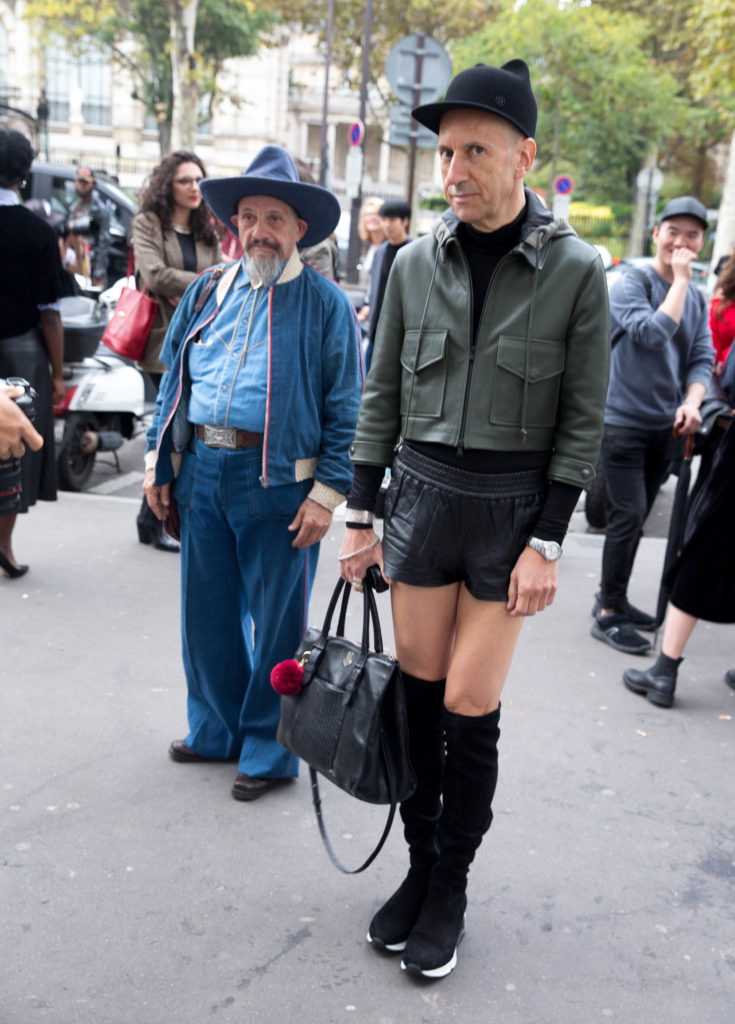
[20,163,138,283]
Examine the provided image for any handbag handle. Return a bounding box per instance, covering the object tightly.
[305,576,399,872]
[308,731,398,874]
[325,575,384,654]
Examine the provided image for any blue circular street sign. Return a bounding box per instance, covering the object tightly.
[554,175,574,195]
[349,121,365,147]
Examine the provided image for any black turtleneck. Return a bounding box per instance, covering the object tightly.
[347,204,581,544]
[458,205,526,341]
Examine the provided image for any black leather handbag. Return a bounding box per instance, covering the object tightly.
[276,574,415,872]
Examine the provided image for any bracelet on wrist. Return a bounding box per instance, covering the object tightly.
[345,509,374,526]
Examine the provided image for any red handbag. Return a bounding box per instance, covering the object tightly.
[102,249,158,361]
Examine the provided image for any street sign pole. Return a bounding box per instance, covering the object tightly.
[318,0,334,188]
[346,0,373,283]
[406,33,426,225]
[385,34,451,233]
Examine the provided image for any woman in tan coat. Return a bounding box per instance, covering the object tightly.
[133,151,222,549]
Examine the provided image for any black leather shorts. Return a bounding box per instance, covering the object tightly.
[382,446,546,601]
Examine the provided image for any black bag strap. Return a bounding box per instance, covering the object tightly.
[308,734,398,874]
[307,576,398,873]
[323,575,383,653]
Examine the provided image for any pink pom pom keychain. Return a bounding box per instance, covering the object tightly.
[270,650,311,696]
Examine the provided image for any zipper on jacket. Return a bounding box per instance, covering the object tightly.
[456,248,512,456]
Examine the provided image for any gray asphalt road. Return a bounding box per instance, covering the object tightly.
[2,469,733,1024]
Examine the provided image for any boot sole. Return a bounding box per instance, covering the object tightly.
[400,917,466,979]
[623,677,674,708]
[366,931,407,953]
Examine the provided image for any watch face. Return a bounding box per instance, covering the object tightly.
[529,538,562,560]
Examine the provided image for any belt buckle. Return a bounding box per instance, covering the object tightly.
[203,424,237,449]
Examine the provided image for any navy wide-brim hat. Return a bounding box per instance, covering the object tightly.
[200,145,341,248]
[412,60,537,139]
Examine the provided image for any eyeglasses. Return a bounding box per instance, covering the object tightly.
[173,177,203,187]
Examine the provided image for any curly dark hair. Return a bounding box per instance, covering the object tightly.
[137,150,220,246]
[0,129,34,189]
[714,254,735,319]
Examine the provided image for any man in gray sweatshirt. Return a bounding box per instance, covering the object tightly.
[592,197,714,654]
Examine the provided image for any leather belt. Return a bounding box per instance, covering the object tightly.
[196,424,262,449]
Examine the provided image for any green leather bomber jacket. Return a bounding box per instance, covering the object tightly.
[349,192,611,490]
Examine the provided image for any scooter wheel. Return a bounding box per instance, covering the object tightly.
[56,413,97,491]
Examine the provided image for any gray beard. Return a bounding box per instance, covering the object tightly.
[244,250,284,286]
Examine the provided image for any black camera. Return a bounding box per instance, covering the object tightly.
[0,377,38,515]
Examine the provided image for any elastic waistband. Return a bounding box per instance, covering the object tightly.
[395,445,547,497]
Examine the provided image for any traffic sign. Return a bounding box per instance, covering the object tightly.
[388,105,439,150]
[385,34,451,107]
[636,166,663,194]
[553,175,574,196]
[348,121,364,147]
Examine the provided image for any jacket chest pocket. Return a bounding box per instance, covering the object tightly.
[490,335,565,428]
[400,329,448,420]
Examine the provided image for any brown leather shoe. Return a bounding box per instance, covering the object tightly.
[169,739,214,763]
[231,773,283,801]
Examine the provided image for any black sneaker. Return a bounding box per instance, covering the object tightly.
[367,871,431,953]
[401,889,467,979]
[591,613,653,655]
[725,669,735,691]
[591,593,657,630]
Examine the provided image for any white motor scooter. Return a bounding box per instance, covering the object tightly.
[55,288,148,491]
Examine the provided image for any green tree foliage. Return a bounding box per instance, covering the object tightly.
[690,0,735,94]
[25,0,273,151]
[266,0,497,96]
[452,0,680,203]
[595,0,735,198]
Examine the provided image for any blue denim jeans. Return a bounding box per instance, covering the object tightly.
[175,438,318,777]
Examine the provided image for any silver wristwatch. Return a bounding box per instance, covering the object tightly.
[526,536,563,561]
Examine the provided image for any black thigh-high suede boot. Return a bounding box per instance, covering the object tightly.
[367,673,446,953]
[401,704,501,979]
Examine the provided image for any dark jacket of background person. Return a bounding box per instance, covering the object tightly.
[132,210,222,375]
[0,204,67,509]
[364,234,413,344]
[68,188,112,284]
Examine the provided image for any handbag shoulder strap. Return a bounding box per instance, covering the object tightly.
[309,739,398,874]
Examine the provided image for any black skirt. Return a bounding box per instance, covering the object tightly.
[0,330,57,512]
[669,423,735,623]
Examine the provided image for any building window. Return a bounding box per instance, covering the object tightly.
[45,38,111,127]
[79,45,111,126]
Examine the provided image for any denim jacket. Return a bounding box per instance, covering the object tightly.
[146,254,363,507]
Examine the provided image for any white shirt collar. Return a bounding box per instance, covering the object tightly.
[0,187,20,206]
